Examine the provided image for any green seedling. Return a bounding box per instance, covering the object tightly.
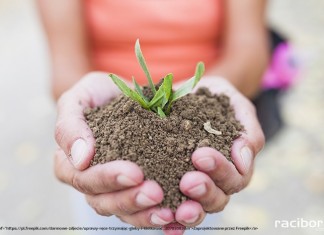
[109,39,205,118]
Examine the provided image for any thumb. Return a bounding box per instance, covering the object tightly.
[55,91,95,170]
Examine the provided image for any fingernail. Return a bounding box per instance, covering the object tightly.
[188,183,207,197]
[70,139,89,167]
[116,175,138,187]
[240,146,253,173]
[183,215,199,224]
[136,192,157,207]
[195,156,215,171]
[151,213,169,226]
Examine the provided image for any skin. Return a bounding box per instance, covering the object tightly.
[37,0,92,100]
[38,0,267,234]
[206,0,269,98]
[54,74,265,235]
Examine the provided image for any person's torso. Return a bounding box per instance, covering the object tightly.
[84,0,224,84]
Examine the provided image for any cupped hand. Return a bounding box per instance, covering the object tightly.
[54,72,175,228]
[169,76,265,231]
[54,73,264,235]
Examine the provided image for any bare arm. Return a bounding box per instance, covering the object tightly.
[206,0,269,98]
[37,0,92,100]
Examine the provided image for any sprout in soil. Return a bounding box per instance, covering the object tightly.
[109,39,205,118]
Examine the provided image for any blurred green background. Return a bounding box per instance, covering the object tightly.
[0,0,323,234]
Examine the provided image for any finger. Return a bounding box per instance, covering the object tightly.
[117,207,174,228]
[54,149,144,194]
[192,76,237,95]
[180,171,230,213]
[85,180,164,216]
[163,222,186,235]
[192,147,248,194]
[175,200,206,227]
[55,72,121,170]
[229,91,265,175]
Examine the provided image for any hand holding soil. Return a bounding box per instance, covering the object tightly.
[54,70,265,232]
[54,35,264,235]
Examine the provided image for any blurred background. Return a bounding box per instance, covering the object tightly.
[0,0,323,235]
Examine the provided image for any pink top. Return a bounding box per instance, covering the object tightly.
[84,0,224,84]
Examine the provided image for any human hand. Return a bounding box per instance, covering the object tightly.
[167,76,265,232]
[54,72,175,229]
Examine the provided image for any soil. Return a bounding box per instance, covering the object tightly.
[85,87,243,211]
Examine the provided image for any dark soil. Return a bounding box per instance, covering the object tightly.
[85,87,243,211]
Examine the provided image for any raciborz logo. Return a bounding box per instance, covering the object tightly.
[275,218,323,229]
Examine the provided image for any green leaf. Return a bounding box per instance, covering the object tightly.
[165,62,205,115]
[132,76,148,102]
[148,74,173,109]
[135,39,156,95]
[109,73,150,109]
[157,107,166,118]
[109,73,132,96]
[111,40,204,118]
[171,62,205,102]
[148,86,165,108]
[161,74,173,107]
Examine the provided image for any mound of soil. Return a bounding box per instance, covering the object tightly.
[85,88,243,211]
